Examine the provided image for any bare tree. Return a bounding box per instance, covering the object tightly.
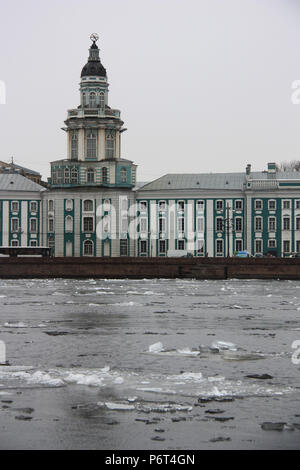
[276,160,300,172]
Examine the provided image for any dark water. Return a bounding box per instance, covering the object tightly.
[0,278,299,449]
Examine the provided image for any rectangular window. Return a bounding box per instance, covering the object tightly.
[296,217,300,230]
[216,217,223,232]
[159,217,166,232]
[235,217,242,232]
[83,217,94,232]
[235,239,243,252]
[159,200,166,211]
[255,217,262,231]
[296,200,300,209]
[197,200,204,211]
[283,200,291,210]
[235,200,243,210]
[159,240,166,254]
[11,240,19,247]
[30,240,37,247]
[283,217,290,230]
[268,217,276,232]
[139,201,147,211]
[120,239,128,256]
[48,218,54,233]
[268,200,276,210]
[216,239,223,254]
[255,200,262,210]
[296,240,300,253]
[177,201,185,211]
[197,239,204,254]
[30,218,37,233]
[11,201,19,212]
[87,130,97,159]
[178,217,185,232]
[178,239,185,250]
[11,218,19,232]
[283,240,290,253]
[140,218,147,233]
[197,217,204,232]
[105,129,115,159]
[216,200,223,211]
[30,201,38,212]
[48,200,54,212]
[268,239,276,248]
[255,239,262,254]
[140,240,147,254]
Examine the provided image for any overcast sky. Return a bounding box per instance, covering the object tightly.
[1,0,300,182]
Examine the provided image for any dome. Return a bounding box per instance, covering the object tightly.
[81,41,107,78]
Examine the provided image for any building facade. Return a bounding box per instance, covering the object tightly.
[1,36,300,258]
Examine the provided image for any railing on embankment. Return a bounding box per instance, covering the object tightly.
[0,257,300,280]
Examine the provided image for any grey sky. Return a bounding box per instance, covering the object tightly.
[1,0,300,182]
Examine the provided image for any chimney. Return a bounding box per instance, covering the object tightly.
[267,162,276,173]
[246,164,251,176]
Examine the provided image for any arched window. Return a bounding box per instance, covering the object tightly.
[102,167,108,183]
[71,167,78,184]
[57,168,63,184]
[105,129,115,159]
[83,199,93,212]
[99,92,104,109]
[89,92,96,108]
[103,199,110,211]
[86,130,97,159]
[71,133,78,160]
[64,167,70,184]
[120,167,127,183]
[83,240,93,256]
[87,168,95,183]
[65,215,73,232]
[82,93,87,107]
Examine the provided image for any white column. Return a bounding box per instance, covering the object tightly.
[21,201,28,246]
[206,200,214,256]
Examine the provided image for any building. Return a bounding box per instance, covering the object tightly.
[1,35,300,257]
[0,160,43,185]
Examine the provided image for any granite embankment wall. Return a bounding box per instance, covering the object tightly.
[0,257,300,280]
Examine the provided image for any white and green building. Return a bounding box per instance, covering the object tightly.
[1,37,300,258]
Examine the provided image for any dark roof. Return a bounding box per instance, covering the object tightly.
[81,42,107,78]
[0,173,45,192]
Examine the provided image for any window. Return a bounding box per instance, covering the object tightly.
[268,217,276,232]
[140,240,147,254]
[159,200,166,211]
[283,217,290,230]
[296,217,300,230]
[105,129,115,159]
[235,217,242,232]
[103,215,110,233]
[197,217,204,232]
[86,130,97,159]
[296,200,300,209]
[255,200,262,210]
[159,217,166,232]
[235,200,243,210]
[216,239,223,254]
[159,240,166,254]
[71,133,78,160]
[120,168,127,183]
[71,167,78,184]
[99,92,105,110]
[11,201,19,212]
[268,239,276,248]
[296,240,300,253]
[48,200,54,212]
[87,168,95,183]
[268,200,276,210]
[48,218,54,233]
[83,217,94,232]
[178,240,185,250]
[30,218,37,233]
[83,240,93,256]
[57,168,63,184]
[89,92,96,108]
[102,167,108,183]
[216,217,223,232]
[140,218,147,232]
[103,199,111,211]
[283,200,291,210]
[30,201,37,212]
[235,239,243,252]
[255,239,262,254]
[48,237,55,250]
[65,215,73,232]
[140,201,147,211]
[64,167,70,184]
[178,217,185,232]
[30,240,37,247]
[216,200,223,211]
[255,217,262,231]
[11,240,19,247]
[197,200,204,211]
[177,201,185,211]
[65,199,73,211]
[283,240,290,253]
[82,93,87,107]
[83,199,93,212]
[11,218,19,232]
[197,239,204,254]
[120,239,128,256]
